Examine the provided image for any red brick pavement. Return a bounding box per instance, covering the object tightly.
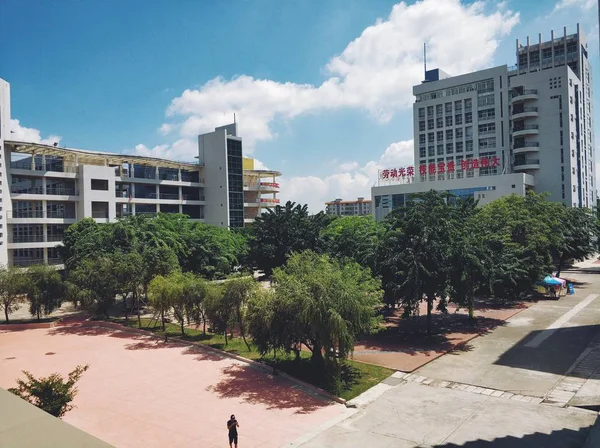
[352,300,529,372]
[0,322,345,448]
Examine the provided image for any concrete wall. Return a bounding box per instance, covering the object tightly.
[79,165,117,221]
[199,128,229,227]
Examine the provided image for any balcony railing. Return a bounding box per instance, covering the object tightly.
[514,141,540,149]
[513,107,538,114]
[47,211,76,219]
[514,159,540,167]
[182,194,204,201]
[46,188,79,196]
[11,236,44,243]
[47,234,64,242]
[511,89,537,98]
[10,211,44,219]
[10,162,77,173]
[513,125,539,132]
[13,258,45,267]
[260,198,280,204]
[159,193,180,200]
[11,186,44,195]
[48,257,63,265]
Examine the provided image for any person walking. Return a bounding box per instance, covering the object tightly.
[227,414,239,448]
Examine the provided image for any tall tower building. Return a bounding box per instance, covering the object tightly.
[509,25,595,207]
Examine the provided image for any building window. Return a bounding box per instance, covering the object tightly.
[419,134,426,145]
[427,106,434,118]
[465,112,472,124]
[445,116,453,127]
[476,79,494,93]
[428,146,435,157]
[437,144,444,156]
[436,117,443,128]
[419,147,426,158]
[455,128,463,139]
[446,143,454,154]
[465,140,473,152]
[91,179,109,191]
[478,123,495,135]
[418,108,425,119]
[455,142,464,153]
[419,121,426,131]
[445,103,452,114]
[427,119,434,130]
[455,114,463,125]
[436,131,444,141]
[478,108,495,121]
[477,94,495,108]
[427,133,435,143]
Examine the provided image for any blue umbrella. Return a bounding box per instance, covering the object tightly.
[543,276,563,286]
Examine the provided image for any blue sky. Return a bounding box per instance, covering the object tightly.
[1,0,597,211]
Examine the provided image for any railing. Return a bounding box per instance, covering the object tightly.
[513,125,539,132]
[514,141,540,149]
[260,198,280,204]
[10,211,44,219]
[10,162,77,173]
[158,173,179,181]
[11,236,44,243]
[11,186,44,195]
[260,182,279,188]
[46,188,79,196]
[478,130,495,136]
[159,193,180,200]
[13,258,45,267]
[182,194,205,201]
[513,107,538,114]
[47,211,76,219]
[48,257,63,265]
[514,159,540,167]
[46,234,64,242]
[511,89,537,98]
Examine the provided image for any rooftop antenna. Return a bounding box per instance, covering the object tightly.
[234,113,236,124]
[424,42,427,80]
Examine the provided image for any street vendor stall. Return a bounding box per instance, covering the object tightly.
[535,275,567,298]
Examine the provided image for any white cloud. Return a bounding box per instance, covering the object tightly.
[8,119,62,145]
[279,139,413,213]
[553,0,595,11]
[253,159,269,170]
[149,0,518,158]
[158,123,174,135]
[133,138,198,162]
[339,161,359,172]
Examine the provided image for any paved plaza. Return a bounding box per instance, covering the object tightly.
[298,264,600,447]
[0,322,346,448]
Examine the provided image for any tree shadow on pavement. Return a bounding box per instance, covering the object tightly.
[207,364,332,414]
[434,424,593,448]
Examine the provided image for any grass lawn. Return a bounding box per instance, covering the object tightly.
[0,316,60,325]
[105,317,392,401]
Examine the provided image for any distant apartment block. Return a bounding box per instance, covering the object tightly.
[325,197,372,216]
[0,78,280,268]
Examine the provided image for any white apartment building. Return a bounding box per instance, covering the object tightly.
[325,197,372,216]
[0,78,280,267]
[373,24,594,220]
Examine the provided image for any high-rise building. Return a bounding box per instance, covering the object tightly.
[0,78,281,267]
[325,197,372,216]
[372,24,594,220]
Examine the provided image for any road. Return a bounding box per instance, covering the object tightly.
[293,263,600,447]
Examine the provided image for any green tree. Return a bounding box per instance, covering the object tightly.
[141,245,179,298]
[9,365,89,418]
[147,274,181,335]
[67,257,119,316]
[321,216,383,270]
[554,206,598,276]
[271,251,382,366]
[222,277,257,351]
[249,201,332,275]
[204,284,234,344]
[478,192,560,300]
[0,266,26,322]
[378,191,454,335]
[111,251,144,323]
[183,276,211,335]
[25,265,64,320]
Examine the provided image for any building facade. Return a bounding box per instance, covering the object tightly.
[0,79,280,267]
[325,197,372,216]
[373,25,594,220]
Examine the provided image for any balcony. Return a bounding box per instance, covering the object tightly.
[46,187,79,196]
[11,186,44,195]
[11,235,44,244]
[243,182,280,192]
[510,89,538,103]
[512,125,539,138]
[10,161,77,174]
[10,211,44,219]
[511,107,538,120]
[514,159,540,170]
[13,258,45,267]
[513,141,540,155]
[47,211,76,219]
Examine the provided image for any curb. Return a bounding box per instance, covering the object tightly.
[84,319,346,405]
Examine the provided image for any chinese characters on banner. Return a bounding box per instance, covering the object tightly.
[379,156,501,180]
